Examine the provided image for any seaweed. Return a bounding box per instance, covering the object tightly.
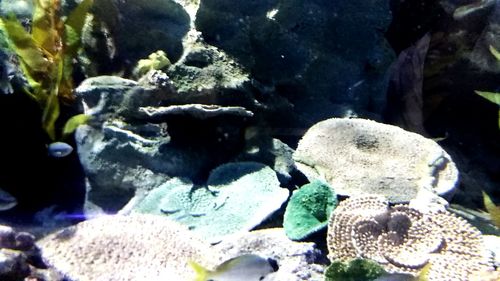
[475,45,500,130]
[482,191,500,228]
[0,0,93,140]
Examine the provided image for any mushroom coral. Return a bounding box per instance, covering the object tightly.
[327,195,494,280]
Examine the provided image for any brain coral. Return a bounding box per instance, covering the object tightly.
[327,195,494,280]
[293,118,459,203]
[37,214,223,281]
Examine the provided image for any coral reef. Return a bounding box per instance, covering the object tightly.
[132,162,289,243]
[283,181,337,240]
[38,214,223,280]
[327,195,494,280]
[214,228,326,281]
[294,118,458,203]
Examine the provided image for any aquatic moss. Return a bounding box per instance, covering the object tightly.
[324,258,385,281]
[283,180,337,240]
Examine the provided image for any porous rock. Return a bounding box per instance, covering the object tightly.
[294,118,459,203]
[37,214,223,281]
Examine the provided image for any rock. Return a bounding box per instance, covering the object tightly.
[75,75,255,213]
[75,123,171,212]
[196,0,395,125]
[81,0,191,74]
[0,0,32,18]
[14,232,35,252]
[166,42,252,101]
[294,118,459,203]
[132,162,289,243]
[0,225,16,249]
[213,228,327,281]
[236,134,300,186]
[37,214,223,281]
[283,181,337,240]
[137,104,254,120]
[0,249,30,281]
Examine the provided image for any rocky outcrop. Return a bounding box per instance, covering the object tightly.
[196,0,395,126]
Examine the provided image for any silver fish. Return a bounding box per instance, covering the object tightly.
[48,142,74,158]
[0,188,17,211]
[190,254,278,281]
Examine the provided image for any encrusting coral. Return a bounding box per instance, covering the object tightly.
[327,195,494,280]
[37,214,223,281]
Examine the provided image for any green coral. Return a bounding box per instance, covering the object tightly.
[325,259,386,281]
[133,50,171,77]
[283,180,337,240]
[0,0,92,140]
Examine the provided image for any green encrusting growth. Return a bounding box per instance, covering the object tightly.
[0,0,93,140]
[324,258,385,281]
[283,180,337,240]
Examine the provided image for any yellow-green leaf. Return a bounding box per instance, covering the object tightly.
[482,191,500,228]
[64,0,93,56]
[475,91,500,106]
[32,0,62,56]
[62,114,90,137]
[489,45,500,61]
[0,16,50,75]
[42,88,60,141]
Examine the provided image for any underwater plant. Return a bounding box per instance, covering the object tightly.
[482,191,500,228]
[0,0,93,140]
[133,50,171,78]
[475,45,500,130]
[324,258,385,281]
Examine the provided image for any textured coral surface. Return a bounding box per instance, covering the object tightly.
[327,195,494,280]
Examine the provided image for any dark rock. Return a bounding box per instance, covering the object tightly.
[75,76,257,212]
[196,0,395,126]
[14,232,35,251]
[0,249,30,281]
[81,0,191,75]
[0,225,16,249]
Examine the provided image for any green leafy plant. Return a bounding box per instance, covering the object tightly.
[324,258,385,281]
[482,191,500,228]
[0,0,93,140]
[475,45,500,129]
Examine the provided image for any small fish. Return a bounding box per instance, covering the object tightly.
[374,262,431,281]
[0,188,17,211]
[190,254,278,281]
[48,142,73,158]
